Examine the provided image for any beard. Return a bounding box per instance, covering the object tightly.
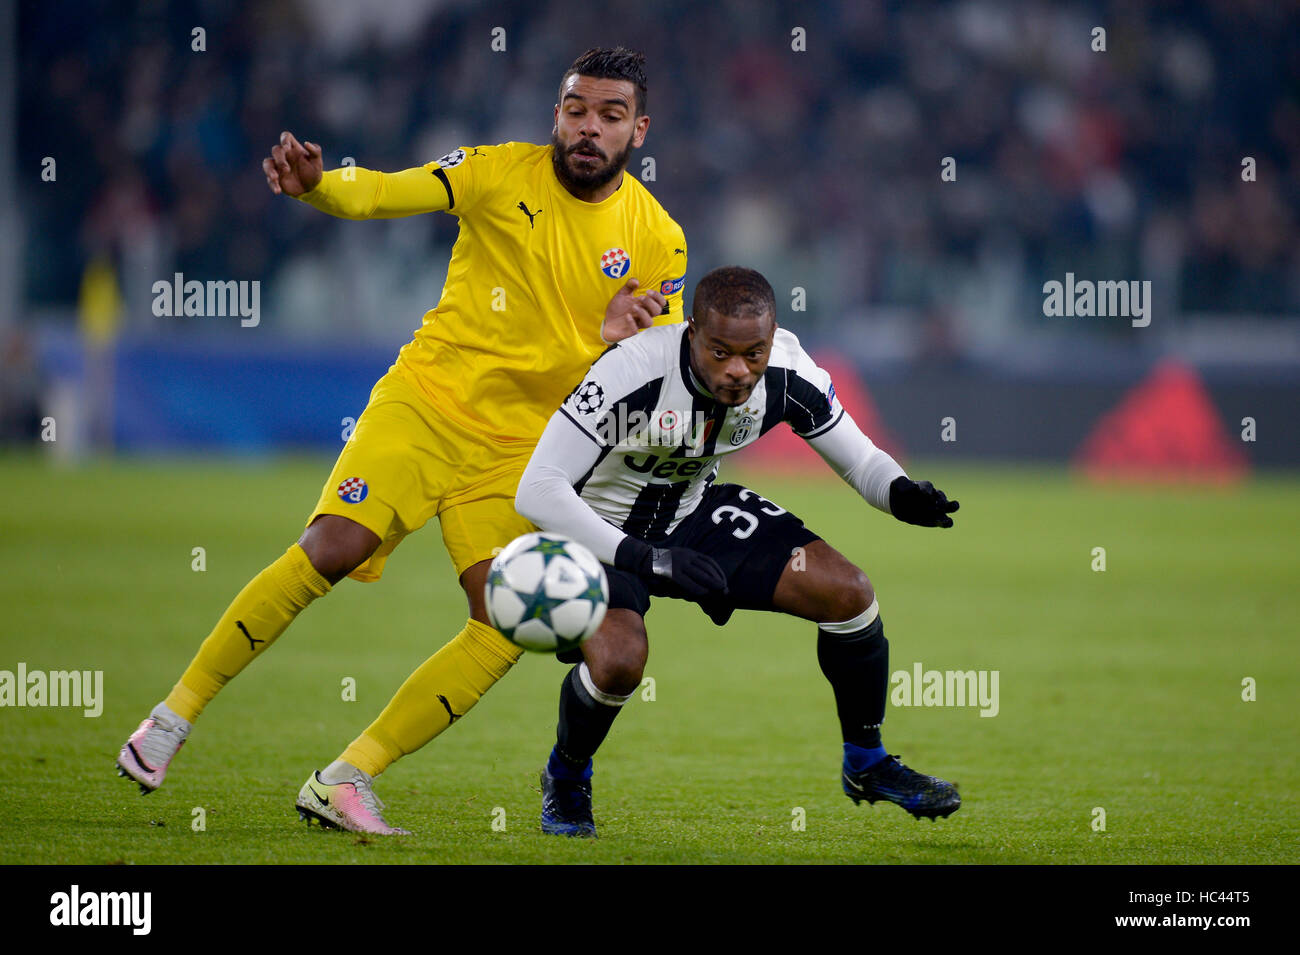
[551,130,634,194]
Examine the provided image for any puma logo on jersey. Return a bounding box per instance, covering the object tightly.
[517,201,542,228]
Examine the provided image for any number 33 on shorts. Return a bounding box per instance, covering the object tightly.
[711,488,786,539]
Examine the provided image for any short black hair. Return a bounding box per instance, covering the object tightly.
[691,267,777,327]
[560,47,648,116]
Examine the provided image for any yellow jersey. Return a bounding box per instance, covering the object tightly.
[297,142,687,448]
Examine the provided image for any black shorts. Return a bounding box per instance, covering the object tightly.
[605,482,820,627]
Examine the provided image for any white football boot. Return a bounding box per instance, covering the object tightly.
[117,702,191,793]
[295,763,412,836]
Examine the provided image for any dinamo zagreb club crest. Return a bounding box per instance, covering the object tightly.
[600,248,630,279]
[337,477,369,503]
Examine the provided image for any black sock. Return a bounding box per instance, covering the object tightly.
[817,613,887,749]
[554,663,629,774]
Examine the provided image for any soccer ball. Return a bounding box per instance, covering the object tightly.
[485,533,609,653]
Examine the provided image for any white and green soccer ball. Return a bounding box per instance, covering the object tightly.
[486,533,609,653]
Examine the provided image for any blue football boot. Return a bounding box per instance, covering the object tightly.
[843,753,961,821]
[540,760,597,838]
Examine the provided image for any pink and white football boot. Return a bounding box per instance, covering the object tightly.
[295,765,412,836]
[117,702,191,793]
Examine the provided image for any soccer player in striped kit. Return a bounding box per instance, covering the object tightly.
[516,266,962,836]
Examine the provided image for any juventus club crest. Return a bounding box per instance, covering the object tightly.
[730,415,755,445]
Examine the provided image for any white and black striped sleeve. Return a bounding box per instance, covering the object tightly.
[778,332,845,438]
[776,331,903,512]
[515,410,628,565]
[558,335,663,447]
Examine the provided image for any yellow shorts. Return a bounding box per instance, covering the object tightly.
[308,367,537,581]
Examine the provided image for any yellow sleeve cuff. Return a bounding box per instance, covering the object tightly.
[295,167,384,220]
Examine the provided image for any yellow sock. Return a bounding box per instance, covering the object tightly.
[165,544,331,722]
[341,618,523,777]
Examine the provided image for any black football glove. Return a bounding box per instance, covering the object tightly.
[889,476,959,528]
[614,537,728,597]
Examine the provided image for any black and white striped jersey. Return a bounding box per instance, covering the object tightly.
[517,322,906,563]
[558,323,841,539]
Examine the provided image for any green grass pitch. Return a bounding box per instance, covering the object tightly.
[1,454,1296,864]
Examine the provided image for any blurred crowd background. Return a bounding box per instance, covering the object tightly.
[4,0,1298,461]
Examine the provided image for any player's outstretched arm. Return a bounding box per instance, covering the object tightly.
[805,412,959,528]
[516,412,727,595]
[262,130,454,220]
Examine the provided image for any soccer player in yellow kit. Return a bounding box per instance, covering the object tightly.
[116,48,687,835]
